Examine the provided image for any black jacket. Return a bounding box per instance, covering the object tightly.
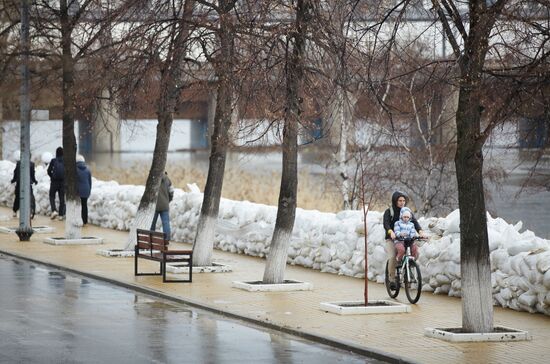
[11,161,38,186]
[383,191,422,239]
[47,157,64,182]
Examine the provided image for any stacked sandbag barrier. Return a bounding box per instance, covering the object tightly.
[0,160,548,315]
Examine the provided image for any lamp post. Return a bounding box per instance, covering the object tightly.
[16,0,33,241]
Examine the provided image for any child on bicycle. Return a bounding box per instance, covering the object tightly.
[393,207,419,265]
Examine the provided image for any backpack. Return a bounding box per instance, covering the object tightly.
[51,158,64,180]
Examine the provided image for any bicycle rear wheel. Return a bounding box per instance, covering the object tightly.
[385,260,400,298]
[404,260,422,304]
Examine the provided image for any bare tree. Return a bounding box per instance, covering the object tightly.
[192,0,238,267]
[341,0,549,332]
[263,0,313,284]
[0,0,20,160]
[25,0,131,237]
[123,0,197,250]
[430,0,550,332]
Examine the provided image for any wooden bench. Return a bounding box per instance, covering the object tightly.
[134,229,193,283]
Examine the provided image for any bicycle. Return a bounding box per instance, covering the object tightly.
[384,236,425,304]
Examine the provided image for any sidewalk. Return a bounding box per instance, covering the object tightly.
[1,207,549,364]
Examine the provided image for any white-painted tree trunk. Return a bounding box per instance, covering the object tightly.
[462,259,494,332]
[262,228,292,284]
[193,215,216,266]
[332,88,356,210]
[123,203,156,251]
[64,199,82,239]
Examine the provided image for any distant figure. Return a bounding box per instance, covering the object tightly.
[47,147,65,220]
[151,172,174,240]
[76,155,92,225]
[11,155,38,219]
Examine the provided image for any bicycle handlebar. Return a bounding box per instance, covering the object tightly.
[395,236,427,242]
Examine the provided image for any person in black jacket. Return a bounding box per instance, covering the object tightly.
[11,156,38,219]
[47,147,65,220]
[383,191,424,287]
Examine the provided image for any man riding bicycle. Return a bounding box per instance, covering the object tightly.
[383,191,425,290]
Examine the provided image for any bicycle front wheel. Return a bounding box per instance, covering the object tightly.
[385,260,400,298]
[404,260,422,304]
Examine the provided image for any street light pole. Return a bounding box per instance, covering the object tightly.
[16,0,33,241]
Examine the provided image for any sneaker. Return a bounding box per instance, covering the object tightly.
[50,211,58,219]
[58,215,65,221]
[389,281,397,291]
[12,212,17,218]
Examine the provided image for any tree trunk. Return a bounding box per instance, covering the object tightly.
[193,0,236,266]
[0,98,4,160]
[455,85,493,333]
[60,0,82,239]
[263,0,310,284]
[124,111,172,250]
[332,87,356,210]
[453,1,498,334]
[124,0,195,250]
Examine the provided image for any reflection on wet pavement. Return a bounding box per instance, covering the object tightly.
[0,255,383,363]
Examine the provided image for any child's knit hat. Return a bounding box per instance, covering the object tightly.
[400,207,412,219]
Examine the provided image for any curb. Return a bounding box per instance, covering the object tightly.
[0,249,417,364]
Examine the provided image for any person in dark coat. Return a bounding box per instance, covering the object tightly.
[151,172,174,240]
[47,146,65,220]
[11,156,38,219]
[76,155,92,225]
[383,191,424,286]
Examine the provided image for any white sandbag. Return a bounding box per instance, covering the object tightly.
[421,242,440,260]
[372,245,387,265]
[435,274,451,285]
[536,251,550,273]
[444,209,460,234]
[434,284,450,294]
[542,270,550,289]
[490,248,509,270]
[494,292,506,306]
[507,240,537,256]
[315,246,331,263]
[336,242,353,261]
[493,270,508,287]
[518,292,537,307]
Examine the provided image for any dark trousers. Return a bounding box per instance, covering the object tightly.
[13,185,36,217]
[80,197,88,224]
[49,181,65,216]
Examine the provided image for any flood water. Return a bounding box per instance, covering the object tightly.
[0,254,383,364]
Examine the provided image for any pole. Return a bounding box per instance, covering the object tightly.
[16,0,33,241]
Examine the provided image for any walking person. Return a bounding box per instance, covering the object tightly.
[76,155,92,225]
[47,147,65,220]
[11,154,38,219]
[151,172,174,240]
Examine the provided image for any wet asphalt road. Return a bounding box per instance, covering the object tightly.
[0,254,383,363]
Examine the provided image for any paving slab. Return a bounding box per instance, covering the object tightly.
[0,207,549,364]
